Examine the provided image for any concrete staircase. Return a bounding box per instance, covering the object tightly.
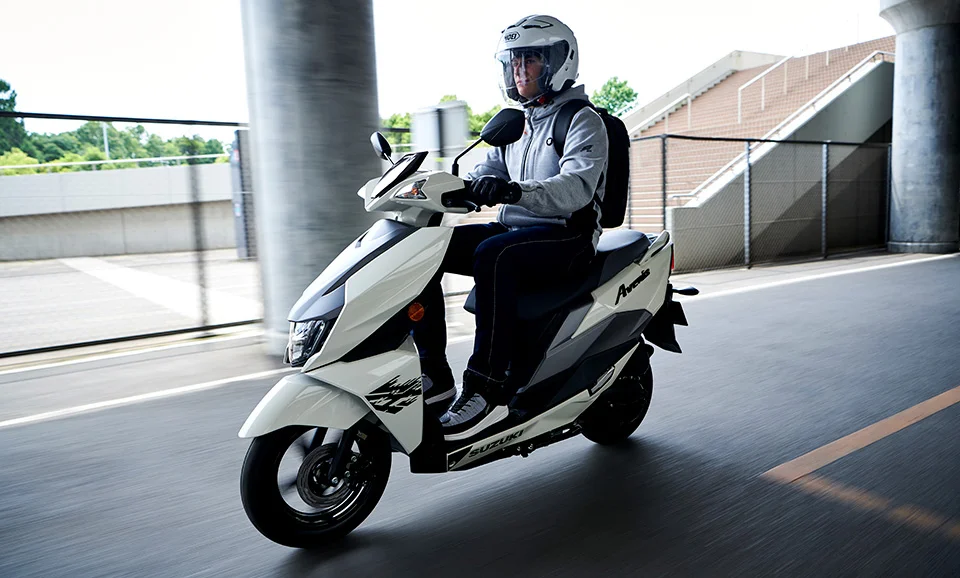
[629,36,895,232]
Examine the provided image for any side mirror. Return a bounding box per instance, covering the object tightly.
[480,108,525,147]
[370,132,393,163]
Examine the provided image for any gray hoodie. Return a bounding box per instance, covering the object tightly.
[468,85,608,247]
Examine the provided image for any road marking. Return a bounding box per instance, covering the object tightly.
[763,384,960,543]
[783,474,960,543]
[0,331,262,377]
[763,384,960,483]
[792,474,891,513]
[0,339,475,429]
[685,254,958,302]
[60,257,261,321]
[0,368,293,431]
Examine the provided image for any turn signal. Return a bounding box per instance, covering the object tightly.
[407,302,425,322]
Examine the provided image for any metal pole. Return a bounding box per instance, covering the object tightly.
[188,151,209,328]
[822,143,829,258]
[661,135,668,231]
[436,106,445,171]
[744,141,751,268]
[627,152,633,230]
[886,143,892,245]
[102,122,110,159]
[761,77,766,112]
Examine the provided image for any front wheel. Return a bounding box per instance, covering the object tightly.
[240,423,391,548]
[579,353,653,445]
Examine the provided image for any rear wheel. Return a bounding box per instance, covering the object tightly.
[579,350,653,445]
[240,423,391,548]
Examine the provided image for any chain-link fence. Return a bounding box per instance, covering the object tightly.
[0,111,261,356]
[629,134,891,273]
[0,110,472,356]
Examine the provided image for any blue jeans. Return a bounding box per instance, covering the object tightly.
[413,223,594,391]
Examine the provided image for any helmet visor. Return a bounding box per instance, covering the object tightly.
[496,48,550,102]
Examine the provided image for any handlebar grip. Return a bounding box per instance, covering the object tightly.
[441,185,480,210]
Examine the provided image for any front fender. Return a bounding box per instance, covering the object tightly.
[238,372,370,438]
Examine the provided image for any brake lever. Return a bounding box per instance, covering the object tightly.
[463,200,481,212]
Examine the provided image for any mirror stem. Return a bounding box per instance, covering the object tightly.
[452,138,482,177]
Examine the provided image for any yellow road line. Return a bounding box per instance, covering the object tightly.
[785,474,960,543]
[763,384,960,483]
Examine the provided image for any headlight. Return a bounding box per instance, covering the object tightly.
[286,319,329,367]
[393,179,427,200]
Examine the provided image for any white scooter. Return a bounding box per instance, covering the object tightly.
[238,109,696,548]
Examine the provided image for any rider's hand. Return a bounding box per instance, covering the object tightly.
[470,176,522,207]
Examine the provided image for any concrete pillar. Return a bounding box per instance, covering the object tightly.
[241,0,381,352]
[880,0,960,253]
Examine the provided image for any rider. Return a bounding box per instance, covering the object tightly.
[414,14,608,439]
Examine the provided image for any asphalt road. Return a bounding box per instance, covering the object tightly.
[1,256,958,577]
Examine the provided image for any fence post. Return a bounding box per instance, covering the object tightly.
[661,135,668,231]
[783,59,788,94]
[822,142,829,259]
[627,155,633,230]
[744,141,752,268]
[187,149,210,328]
[886,143,892,245]
[761,77,766,112]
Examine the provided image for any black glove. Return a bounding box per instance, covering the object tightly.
[470,175,522,207]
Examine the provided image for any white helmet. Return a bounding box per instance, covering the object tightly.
[495,15,579,105]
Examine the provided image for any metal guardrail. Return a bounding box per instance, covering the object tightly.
[0,110,248,127]
[632,93,692,135]
[738,55,791,124]
[1,153,228,172]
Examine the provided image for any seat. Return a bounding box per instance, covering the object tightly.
[463,229,653,321]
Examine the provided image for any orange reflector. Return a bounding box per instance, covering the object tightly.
[408,302,425,322]
[670,248,675,272]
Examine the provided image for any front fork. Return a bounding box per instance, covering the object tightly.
[324,426,357,486]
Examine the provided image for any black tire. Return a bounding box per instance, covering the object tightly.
[240,423,391,548]
[580,352,654,445]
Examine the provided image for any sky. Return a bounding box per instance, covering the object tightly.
[0,0,894,141]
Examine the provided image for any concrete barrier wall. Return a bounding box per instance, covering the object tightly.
[0,201,235,261]
[668,62,894,272]
[0,164,232,218]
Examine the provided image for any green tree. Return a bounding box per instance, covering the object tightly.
[0,147,40,175]
[381,112,411,147]
[592,76,638,116]
[47,151,84,172]
[0,79,29,155]
[470,104,502,135]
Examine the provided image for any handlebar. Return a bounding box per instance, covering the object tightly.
[440,184,483,213]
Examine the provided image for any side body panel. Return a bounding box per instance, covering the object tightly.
[238,372,370,438]
[447,343,639,470]
[304,227,451,370]
[240,336,425,452]
[572,237,673,339]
